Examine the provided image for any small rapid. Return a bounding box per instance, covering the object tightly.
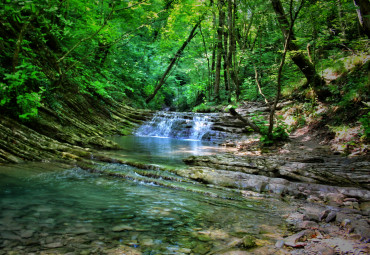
[135,111,214,141]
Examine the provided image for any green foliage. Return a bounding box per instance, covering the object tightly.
[260,120,289,146]
[360,114,370,139]
[16,89,44,120]
[192,101,220,113]
[0,61,46,120]
[359,104,370,139]
[0,0,368,124]
[250,112,289,145]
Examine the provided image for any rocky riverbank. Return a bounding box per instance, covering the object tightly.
[0,94,151,164]
[175,121,370,254]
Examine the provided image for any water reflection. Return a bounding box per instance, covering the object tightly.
[106,136,235,167]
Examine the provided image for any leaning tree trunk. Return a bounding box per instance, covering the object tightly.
[271,0,330,101]
[145,20,201,104]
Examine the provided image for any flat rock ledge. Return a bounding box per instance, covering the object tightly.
[181,154,370,198]
[178,154,370,254]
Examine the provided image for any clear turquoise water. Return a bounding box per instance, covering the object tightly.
[104,136,235,167]
[0,137,286,254]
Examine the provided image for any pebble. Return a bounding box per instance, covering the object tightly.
[340,219,351,229]
[319,210,330,221]
[303,213,319,222]
[20,230,34,238]
[343,198,358,202]
[178,248,192,254]
[44,242,63,248]
[325,211,337,223]
[299,221,319,229]
[140,238,154,246]
[275,240,285,248]
[112,224,134,232]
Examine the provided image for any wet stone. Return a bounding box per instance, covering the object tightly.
[275,239,285,248]
[299,221,319,229]
[20,230,34,239]
[140,238,154,246]
[325,211,337,223]
[44,242,63,248]
[112,224,134,232]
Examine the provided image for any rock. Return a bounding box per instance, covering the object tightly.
[20,230,34,239]
[299,221,319,229]
[313,244,335,255]
[217,250,249,255]
[325,193,345,205]
[112,224,134,232]
[140,238,154,246]
[340,219,351,229]
[325,211,337,223]
[44,242,63,248]
[307,195,321,203]
[104,244,142,255]
[275,240,285,248]
[303,213,320,222]
[73,228,92,235]
[360,201,370,215]
[344,198,358,202]
[192,243,210,254]
[319,210,330,221]
[178,248,192,254]
[1,231,21,241]
[241,236,256,248]
[283,229,315,248]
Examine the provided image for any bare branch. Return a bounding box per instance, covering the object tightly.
[253,65,270,107]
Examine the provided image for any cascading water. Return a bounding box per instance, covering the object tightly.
[135,111,214,140]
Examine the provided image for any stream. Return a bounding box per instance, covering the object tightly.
[0,112,288,254]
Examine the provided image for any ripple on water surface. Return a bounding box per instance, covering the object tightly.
[0,163,286,254]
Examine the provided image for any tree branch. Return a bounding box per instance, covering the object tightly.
[229,107,261,134]
[56,4,116,63]
[145,19,202,104]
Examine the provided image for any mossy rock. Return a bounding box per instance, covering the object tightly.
[241,236,257,249]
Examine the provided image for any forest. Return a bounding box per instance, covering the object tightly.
[0,0,369,145]
[1,1,370,254]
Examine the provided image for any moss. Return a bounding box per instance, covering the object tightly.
[120,127,132,136]
[241,235,257,249]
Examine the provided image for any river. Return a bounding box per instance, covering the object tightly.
[0,112,288,254]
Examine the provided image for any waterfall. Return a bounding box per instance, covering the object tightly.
[135,111,213,140]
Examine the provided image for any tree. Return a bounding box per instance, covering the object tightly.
[213,0,225,101]
[145,19,202,104]
[270,0,330,100]
[353,0,370,38]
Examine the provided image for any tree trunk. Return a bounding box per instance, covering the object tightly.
[145,20,201,104]
[229,0,240,101]
[229,108,261,134]
[226,0,232,98]
[354,0,370,38]
[214,0,225,100]
[223,21,229,93]
[199,24,211,102]
[270,0,329,100]
[210,9,217,100]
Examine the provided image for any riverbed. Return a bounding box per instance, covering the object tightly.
[0,136,288,254]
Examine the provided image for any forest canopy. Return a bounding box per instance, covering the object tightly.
[0,0,369,119]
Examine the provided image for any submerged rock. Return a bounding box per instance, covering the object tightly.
[112,224,134,232]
